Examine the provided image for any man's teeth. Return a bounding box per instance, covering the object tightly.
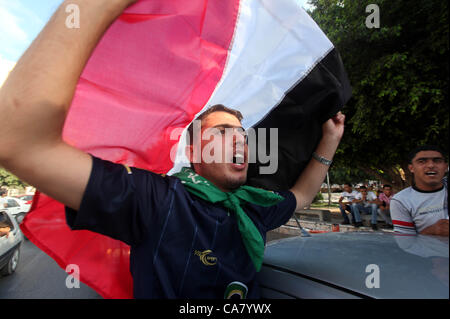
[425,172,437,175]
[233,154,245,164]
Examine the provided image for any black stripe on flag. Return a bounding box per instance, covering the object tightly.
[246,48,352,191]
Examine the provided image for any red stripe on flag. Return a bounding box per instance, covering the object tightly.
[22,0,240,299]
[21,193,132,299]
[64,0,239,173]
[119,13,171,23]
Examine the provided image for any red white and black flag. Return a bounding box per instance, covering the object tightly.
[21,0,351,298]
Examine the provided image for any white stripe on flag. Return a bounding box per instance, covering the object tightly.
[169,0,334,174]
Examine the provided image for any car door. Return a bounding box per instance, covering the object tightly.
[0,212,18,264]
[0,219,7,257]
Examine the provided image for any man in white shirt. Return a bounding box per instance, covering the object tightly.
[338,183,359,225]
[390,145,448,236]
[351,185,379,229]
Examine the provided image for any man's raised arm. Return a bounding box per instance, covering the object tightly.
[289,112,345,211]
[0,0,136,210]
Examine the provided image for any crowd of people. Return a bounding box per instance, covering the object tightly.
[338,183,394,230]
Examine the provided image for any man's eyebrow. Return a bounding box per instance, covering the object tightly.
[211,124,245,130]
[415,157,445,161]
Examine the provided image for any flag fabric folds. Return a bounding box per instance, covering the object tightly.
[21,0,351,299]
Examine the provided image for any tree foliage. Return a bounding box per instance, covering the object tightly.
[0,168,28,189]
[328,165,375,186]
[309,0,449,190]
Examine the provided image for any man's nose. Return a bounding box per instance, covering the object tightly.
[231,128,246,144]
[235,133,246,145]
[233,140,246,154]
[425,159,435,167]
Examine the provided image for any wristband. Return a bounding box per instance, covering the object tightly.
[312,152,333,166]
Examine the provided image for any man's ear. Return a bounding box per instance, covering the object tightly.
[185,144,193,163]
[185,144,200,172]
[408,164,414,174]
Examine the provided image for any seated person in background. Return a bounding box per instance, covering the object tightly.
[351,185,379,230]
[376,184,394,228]
[391,145,448,236]
[367,184,378,199]
[338,183,358,225]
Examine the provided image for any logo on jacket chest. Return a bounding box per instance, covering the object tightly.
[194,250,217,266]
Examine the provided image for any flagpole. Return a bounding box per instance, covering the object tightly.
[326,172,331,207]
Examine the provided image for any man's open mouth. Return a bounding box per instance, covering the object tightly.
[232,153,245,164]
[425,171,437,176]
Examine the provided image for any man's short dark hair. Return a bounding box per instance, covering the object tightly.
[359,185,367,190]
[344,183,352,187]
[408,145,446,163]
[186,104,243,146]
[382,184,392,189]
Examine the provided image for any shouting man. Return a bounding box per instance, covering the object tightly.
[0,0,345,298]
[391,145,448,236]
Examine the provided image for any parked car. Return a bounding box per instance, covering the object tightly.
[259,232,449,299]
[0,211,23,276]
[2,197,29,224]
[14,194,34,213]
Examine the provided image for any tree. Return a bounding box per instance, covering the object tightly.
[328,165,377,186]
[0,168,28,189]
[309,0,449,191]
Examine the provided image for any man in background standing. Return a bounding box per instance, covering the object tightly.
[390,145,448,236]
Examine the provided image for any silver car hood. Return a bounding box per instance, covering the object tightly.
[262,232,449,298]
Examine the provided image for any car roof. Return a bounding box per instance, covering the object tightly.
[263,232,449,298]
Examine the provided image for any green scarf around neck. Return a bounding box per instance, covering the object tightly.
[173,167,284,271]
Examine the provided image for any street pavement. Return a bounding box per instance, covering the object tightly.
[0,238,101,299]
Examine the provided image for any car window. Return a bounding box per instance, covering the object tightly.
[7,199,19,207]
[0,212,14,231]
